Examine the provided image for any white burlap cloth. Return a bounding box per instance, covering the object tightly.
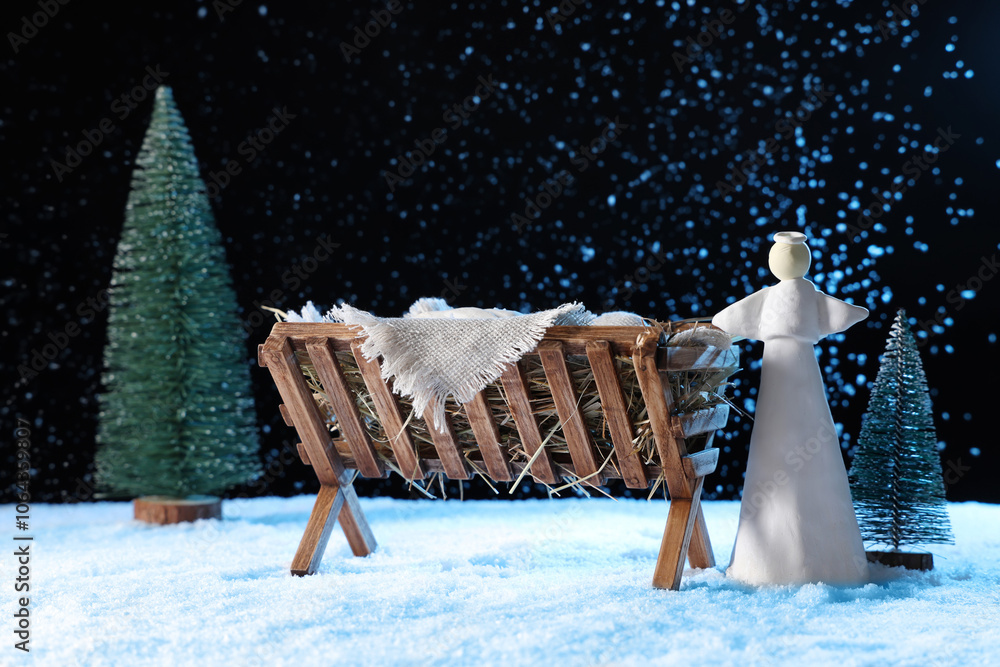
[323,301,597,431]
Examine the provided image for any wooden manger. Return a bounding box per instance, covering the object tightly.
[258,320,739,590]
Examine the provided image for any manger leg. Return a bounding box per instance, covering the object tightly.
[291,485,345,576]
[337,484,377,557]
[686,503,716,569]
[652,477,705,590]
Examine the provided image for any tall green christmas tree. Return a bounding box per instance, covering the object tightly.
[848,308,953,550]
[95,86,261,499]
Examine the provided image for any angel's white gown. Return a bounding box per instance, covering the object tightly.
[713,278,870,585]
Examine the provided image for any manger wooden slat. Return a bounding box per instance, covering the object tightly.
[499,363,559,484]
[269,323,651,356]
[530,325,650,355]
[652,476,705,590]
[350,340,426,481]
[269,323,369,353]
[632,332,690,495]
[306,338,384,479]
[677,404,731,438]
[465,392,513,482]
[658,345,739,373]
[682,448,719,478]
[278,404,295,427]
[290,485,345,576]
[538,340,603,486]
[423,399,470,480]
[261,338,349,487]
[585,341,648,489]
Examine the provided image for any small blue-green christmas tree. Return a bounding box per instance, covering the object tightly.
[95,87,261,498]
[848,309,953,550]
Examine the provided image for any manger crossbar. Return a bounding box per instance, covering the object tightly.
[258,322,738,590]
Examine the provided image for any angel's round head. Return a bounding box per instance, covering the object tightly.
[768,231,811,280]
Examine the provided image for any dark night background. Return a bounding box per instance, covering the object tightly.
[1,0,996,504]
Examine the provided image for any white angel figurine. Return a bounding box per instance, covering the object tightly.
[712,231,870,585]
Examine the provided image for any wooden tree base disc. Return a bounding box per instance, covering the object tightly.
[133,496,222,525]
[866,550,933,571]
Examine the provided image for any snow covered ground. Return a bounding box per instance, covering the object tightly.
[8,496,998,667]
